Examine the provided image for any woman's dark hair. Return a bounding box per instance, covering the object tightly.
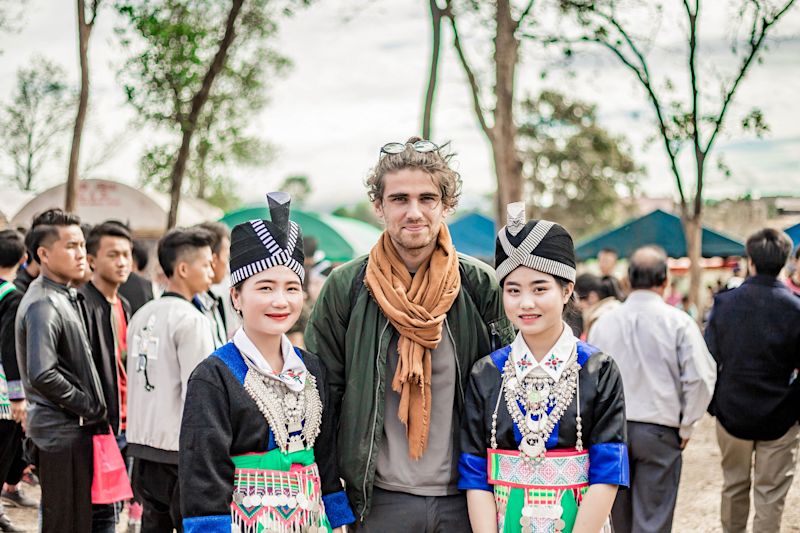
[555,276,579,320]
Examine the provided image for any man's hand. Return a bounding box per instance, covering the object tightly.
[10,400,27,432]
[680,438,690,450]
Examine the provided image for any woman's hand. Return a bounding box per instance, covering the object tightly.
[467,490,499,533]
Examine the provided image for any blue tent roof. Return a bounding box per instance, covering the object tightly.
[448,213,496,260]
[575,209,745,261]
[785,222,800,249]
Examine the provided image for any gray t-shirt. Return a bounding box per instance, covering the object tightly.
[374,323,459,496]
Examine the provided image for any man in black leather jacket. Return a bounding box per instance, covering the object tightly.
[15,209,106,533]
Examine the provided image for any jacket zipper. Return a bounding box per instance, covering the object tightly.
[445,319,464,406]
[360,319,390,521]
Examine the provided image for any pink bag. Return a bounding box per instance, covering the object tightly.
[91,429,133,504]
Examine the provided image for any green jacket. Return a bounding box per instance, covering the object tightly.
[305,253,515,521]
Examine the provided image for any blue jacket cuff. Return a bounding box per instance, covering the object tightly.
[458,452,492,492]
[589,442,630,487]
[8,381,24,400]
[323,490,355,528]
[183,515,230,533]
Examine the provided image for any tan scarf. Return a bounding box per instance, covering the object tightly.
[365,224,461,459]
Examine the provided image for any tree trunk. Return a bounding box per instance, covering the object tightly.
[66,0,92,213]
[492,0,523,221]
[682,213,703,322]
[422,0,443,139]
[166,0,245,229]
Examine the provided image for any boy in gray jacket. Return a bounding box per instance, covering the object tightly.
[126,227,216,533]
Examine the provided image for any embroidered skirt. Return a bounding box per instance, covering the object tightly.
[0,363,11,420]
[488,448,590,533]
[231,448,332,533]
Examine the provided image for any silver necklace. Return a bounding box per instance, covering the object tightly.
[242,357,323,453]
[491,350,583,461]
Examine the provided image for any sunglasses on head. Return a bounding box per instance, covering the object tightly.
[380,140,439,155]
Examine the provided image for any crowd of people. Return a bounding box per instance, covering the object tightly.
[0,137,798,533]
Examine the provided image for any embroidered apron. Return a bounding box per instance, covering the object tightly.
[231,448,331,533]
[488,448,589,533]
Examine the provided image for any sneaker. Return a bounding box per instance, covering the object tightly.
[1,489,37,508]
[0,513,23,533]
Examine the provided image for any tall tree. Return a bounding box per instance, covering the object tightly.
[421,0,449,139]
[518,90,641,238]
[65,0,101,212]
[447,0,537,221]
[278,174,312,205]
[540,0,796,307]
[0,58,75,192]
[117,0,307,228]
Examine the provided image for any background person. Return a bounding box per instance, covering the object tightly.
[589,245,716,533]
[125,228,216,533]
[705,228,800,533]
[79,221,135,533]
[15,209,106,533]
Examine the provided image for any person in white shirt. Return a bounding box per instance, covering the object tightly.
[588,245,716,533]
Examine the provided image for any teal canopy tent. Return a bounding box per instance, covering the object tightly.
[575,209,745,261]
[220,206,381,263]
[448,213,496,262]
[785,222,800,249]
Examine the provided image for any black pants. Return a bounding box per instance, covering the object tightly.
[36,432,95,533]
[132,458,182,533]
[0,420,22,485]
[611,421,682,533]
[354,486,470,533]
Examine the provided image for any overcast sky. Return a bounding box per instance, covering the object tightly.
[0,0,798,213]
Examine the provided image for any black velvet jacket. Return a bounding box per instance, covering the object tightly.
[458,340,630,491]
[179,342,354,530]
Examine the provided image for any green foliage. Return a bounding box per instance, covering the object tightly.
[332,201,381,228]
[0,57,75,191]
[115,0,303,206]
[278,174,312,205]
[518,90,642,238]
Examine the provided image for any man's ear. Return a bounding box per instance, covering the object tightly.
[36,246,48,266]
[175,260,188,280]
[87,254,96,271]
[372,200,385,223]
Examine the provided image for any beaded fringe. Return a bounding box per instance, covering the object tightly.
[231,465,328,533]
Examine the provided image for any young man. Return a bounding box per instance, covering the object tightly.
[589,246,717,533]
[2,230,39,517]
[193,221,231,346]
[119,239,155,315]
[126,227,216,533]
[0,230,26,533]
[705,228,800,533]
[79,222,134,533]
[15,209,106,533]
[305,137,514,531]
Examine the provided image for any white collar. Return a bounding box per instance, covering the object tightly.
[510,323,577,382]
[232,327,307,392]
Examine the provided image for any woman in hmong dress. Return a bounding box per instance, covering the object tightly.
[179,192,354,533]
[458,203,629,533]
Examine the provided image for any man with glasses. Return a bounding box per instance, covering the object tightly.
[306,136,514,531]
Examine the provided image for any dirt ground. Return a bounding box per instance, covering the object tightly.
[3,415,799,532]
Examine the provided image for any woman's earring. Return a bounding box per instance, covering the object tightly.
[235,308,243,317]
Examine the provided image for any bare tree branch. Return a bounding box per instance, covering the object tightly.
[449,13,493,139]
[704,0,796,156]
[89,0,101,26]
[516,0,536,29]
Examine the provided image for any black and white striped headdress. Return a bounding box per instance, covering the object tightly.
[229,192,305,285]
[495,202,576,284]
